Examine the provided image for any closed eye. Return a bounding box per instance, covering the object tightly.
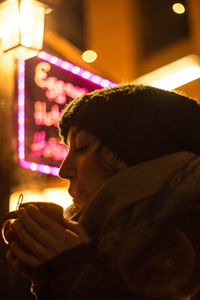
[74,145,89,153]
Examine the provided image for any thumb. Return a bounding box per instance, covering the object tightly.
[63,219,91,244]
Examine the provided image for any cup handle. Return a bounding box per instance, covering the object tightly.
[0,211,18,245]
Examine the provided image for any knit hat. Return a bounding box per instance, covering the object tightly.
[59,84,200,166]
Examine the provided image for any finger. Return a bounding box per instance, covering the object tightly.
[7,248,26,274]
[4,228,16,243]
[7,249,35,280]
[13,219,47,259]
[64,220,91,243]
[9,242,40,268]
[62,228,84,249]
[25,205,66,237]
[6,248,18,266]
[17,207,57,246]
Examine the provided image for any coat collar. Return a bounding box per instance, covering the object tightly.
[79,151,198,239]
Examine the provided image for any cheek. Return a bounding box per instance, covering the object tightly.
[77,155,110,186]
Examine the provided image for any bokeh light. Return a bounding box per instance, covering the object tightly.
[172,3,185,14]
[82,50,97,63]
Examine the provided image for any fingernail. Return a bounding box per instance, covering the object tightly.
[17,207,26,217]
[27,204,40,211]
[13,219,20,228]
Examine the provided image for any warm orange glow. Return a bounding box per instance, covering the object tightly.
[134,55,200,90]
[9,188,73,212]
[45,8,52,15]
[172,3,185,14]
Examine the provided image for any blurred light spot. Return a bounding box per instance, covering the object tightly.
[19,83,24,90]
[18,128,24,135]
[19,117,24,124]
[38,51,46,59]
[91,75,100,84]
[172,3,185,14]
[51,167,59,177]
[82,50,97,63]
[71,66,80,74]
[50,56,58,64]
[43,165,51,174]
[19,152,24,159]
[100,79,110,88]
[45,8,52,15]
[18,134,24,142]
[18,99,24,106]
[18,146,25,153]
[81,70,91,79]
[30,163,37,171]
[61,62,71,70]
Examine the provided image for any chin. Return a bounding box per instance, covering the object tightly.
[72,197,84,209]
[73,195,88,209]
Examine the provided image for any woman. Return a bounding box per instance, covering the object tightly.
[7,85,200,299]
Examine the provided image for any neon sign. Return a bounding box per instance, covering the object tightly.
[18,51,116,176]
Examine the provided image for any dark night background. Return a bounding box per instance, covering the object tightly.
[0,0,190,298]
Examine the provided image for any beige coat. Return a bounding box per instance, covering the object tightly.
[77,151,200,299]
[33,152,200,300]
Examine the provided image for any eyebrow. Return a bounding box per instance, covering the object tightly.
[66,127,81,146]
[72,127,81,138]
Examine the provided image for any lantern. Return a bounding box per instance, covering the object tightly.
[0,0,51,60]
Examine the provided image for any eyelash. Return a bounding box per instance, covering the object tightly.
[74,145,89,153]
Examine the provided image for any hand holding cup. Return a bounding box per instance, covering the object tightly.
[0,195,91,280]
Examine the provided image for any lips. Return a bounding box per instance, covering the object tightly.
[68,184,86,208]
[68,185,75,198]
[68,183,82,199]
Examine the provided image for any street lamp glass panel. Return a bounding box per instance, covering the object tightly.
[20,0,45,50]
[0,0,20,51]
[0,0,47,59]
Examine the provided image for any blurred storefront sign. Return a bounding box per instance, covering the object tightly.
[18,51,116,176]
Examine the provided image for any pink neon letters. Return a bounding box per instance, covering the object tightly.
[18,52,115,176]
[34,62,88,105]
[31,130,68,161]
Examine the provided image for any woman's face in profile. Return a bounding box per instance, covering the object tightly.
[59,127,114,208]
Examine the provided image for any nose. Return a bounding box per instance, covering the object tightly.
[58,153,74,180]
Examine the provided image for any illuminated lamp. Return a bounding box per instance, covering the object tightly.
[0,0,52,60]
[134,55,200,90]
